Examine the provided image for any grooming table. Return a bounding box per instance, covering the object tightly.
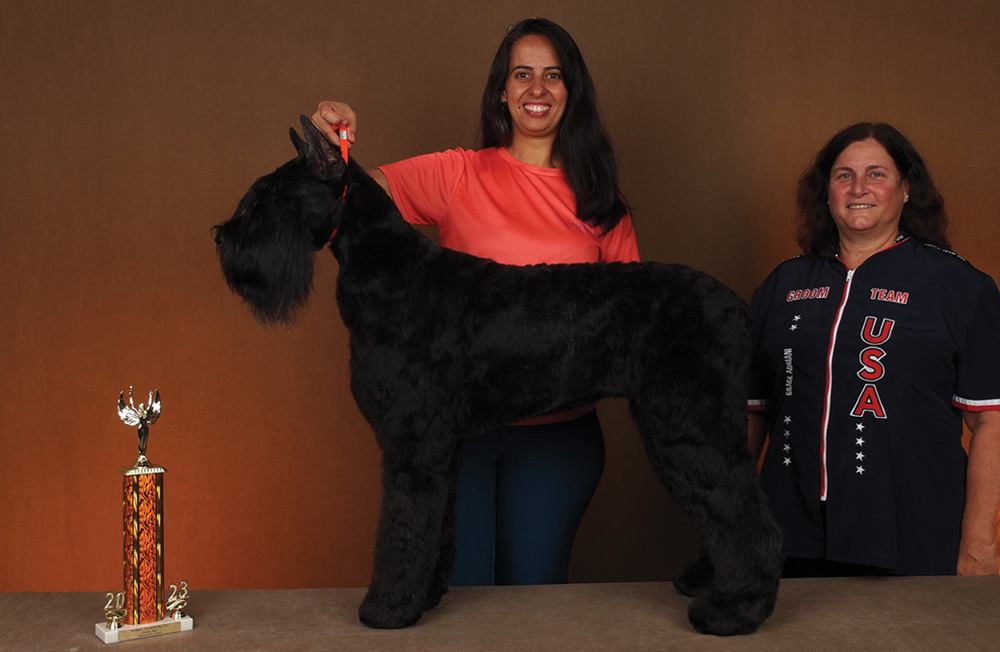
[3,577,998,651]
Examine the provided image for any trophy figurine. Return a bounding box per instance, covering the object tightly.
[96,387,193,644]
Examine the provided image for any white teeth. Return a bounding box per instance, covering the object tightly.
[849,204,876,209]
[523,104,549,112]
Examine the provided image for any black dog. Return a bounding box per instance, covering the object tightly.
[213,117,782,635]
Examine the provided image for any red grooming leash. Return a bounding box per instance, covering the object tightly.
[329,124,350,243]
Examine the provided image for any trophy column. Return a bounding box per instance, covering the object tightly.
[122,464,165,625]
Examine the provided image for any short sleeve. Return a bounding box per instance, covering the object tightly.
[378,150,469,228]
[953,274,1000,411]
[747,271,779,412]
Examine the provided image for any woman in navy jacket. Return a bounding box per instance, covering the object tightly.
[748,123,1000,576]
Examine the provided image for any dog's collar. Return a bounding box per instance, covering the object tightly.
[328,125,350,243]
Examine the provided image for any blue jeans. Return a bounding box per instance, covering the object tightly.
[450,410,605,586]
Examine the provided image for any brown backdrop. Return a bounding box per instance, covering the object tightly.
[2,0,998,592]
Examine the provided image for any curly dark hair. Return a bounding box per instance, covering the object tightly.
[479,17,629,234]
[796,122,949,258]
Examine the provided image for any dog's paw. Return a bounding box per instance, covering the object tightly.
[686,587,777,636]
[673,554,714,597]
[358,591,424,629]
[422,585,448,612]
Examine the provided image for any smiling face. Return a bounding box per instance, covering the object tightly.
[500,34,567,150]
[827,138,910,243]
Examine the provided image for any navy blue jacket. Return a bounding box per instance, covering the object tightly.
[749,237,1000,574]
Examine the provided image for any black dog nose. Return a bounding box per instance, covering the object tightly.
[211,225,223,247]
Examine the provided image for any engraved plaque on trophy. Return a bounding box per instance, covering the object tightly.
[96,388,194,644]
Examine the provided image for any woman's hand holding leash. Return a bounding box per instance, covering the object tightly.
[311,101,358,148]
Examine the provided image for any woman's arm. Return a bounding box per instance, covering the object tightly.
[958,408,1000,575]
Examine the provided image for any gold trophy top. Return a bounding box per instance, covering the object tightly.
[118,387,166,475]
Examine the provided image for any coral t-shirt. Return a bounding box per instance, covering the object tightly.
[379,147,639,265]
[379,147,640,424]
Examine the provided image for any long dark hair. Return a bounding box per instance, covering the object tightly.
[479,18,629,233]
[796,122,949,258]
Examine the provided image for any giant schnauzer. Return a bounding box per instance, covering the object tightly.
[213,117,782,635]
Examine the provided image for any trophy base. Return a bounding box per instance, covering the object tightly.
[95,615,193,644]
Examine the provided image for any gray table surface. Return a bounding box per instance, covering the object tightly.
[3,577,999,651]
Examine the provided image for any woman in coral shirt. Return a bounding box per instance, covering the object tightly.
[311,17,638,586]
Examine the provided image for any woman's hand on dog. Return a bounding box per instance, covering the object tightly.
[311,101,358,148]
[311,100,392,198]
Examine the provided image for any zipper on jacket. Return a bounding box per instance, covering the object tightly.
[819,267,854,501]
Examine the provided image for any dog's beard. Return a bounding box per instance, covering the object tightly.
[214,212,317,326]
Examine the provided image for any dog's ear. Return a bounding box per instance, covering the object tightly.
[290,115,347,181]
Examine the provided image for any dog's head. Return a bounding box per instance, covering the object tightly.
[213,116,348,325]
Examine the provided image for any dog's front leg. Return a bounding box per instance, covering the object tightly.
[359,435,458,629]
[420,442,463,612]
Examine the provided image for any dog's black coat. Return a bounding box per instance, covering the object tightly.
[214,117,782,635]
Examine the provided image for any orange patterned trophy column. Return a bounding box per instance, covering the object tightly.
[122,465,165,624]
[96,387,193,644]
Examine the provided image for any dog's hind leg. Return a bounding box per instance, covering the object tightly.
[631,371,782,635]
[633,400,781,635]
[358,431,459,629]
[672,548,715,598]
